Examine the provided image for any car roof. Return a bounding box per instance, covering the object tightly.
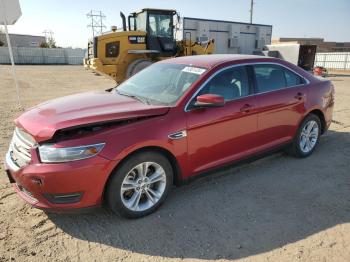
[159,54,278,69]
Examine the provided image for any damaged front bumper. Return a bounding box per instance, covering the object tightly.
[4,149,118,211]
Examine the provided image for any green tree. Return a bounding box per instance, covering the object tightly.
[47,38,57,48]
[40,38,57,48]
[40,41,49,48]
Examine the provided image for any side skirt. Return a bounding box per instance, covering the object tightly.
[176,142,292,186]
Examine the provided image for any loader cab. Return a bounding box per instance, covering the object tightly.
[129,8,178,57]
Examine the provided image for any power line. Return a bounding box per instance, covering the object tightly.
[87,10,106,37]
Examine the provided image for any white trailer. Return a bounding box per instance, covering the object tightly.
[176,17,272,55]
[263,43,317,71]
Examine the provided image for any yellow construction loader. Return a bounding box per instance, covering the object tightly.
[84,8,215,83]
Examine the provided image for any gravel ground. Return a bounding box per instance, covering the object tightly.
[0,65,349,262]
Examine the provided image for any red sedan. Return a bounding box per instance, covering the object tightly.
[5,55,334,218]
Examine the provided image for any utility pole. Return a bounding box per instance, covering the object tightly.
[87,10,106,38]
[43,29,54,42]
[250,0,254,24]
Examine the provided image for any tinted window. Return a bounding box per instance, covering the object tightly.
[199,66,250,101]
[105,42,119,58]
[253,64,287,92]
[284,69,305,87]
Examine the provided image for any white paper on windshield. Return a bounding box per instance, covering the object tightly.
[182,66,206,75]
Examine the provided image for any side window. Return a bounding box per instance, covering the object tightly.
[105,42,120,58]
[284,69,305,87]
[148,15,157,36]
[253,64,287,93]
[198,66,250,101]
[135,12,147,32]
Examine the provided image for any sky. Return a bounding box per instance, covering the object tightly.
[2,0,350,48]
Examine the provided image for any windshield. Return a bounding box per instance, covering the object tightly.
[148,13,173,37]
[116,63,206,106]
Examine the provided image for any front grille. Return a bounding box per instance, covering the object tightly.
[8,127,37,168]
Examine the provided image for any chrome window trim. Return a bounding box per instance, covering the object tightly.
[184,61,310,112]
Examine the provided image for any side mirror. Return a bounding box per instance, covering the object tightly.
[194,94,225,107]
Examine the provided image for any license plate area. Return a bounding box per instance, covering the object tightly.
[5,170,16,183]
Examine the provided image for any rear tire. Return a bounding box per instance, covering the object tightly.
[288,114,321,158]
[106,151,173,218]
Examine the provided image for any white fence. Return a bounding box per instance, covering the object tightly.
[315,52,350,70]
[1,47,349,69]
[0,47,86,65]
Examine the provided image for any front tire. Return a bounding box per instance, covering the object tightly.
[126,59,153,78]
[106,151,173,218]
[288,114,321,158]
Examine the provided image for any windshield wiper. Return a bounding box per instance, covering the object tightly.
[116,90,150,105]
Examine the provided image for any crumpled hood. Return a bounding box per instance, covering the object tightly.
[15,91,170,142]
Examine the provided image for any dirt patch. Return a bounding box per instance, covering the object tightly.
[1,65,350,262]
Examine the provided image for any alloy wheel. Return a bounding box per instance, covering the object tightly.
[120,162,166,212]
[299,120,319,153]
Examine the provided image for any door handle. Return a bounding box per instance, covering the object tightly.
[295,92,304,100]
[240,104,254,113]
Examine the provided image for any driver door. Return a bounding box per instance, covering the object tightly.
[185,66,259,175]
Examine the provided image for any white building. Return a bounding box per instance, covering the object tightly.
[177,17,272,55]
[0,33,45,48]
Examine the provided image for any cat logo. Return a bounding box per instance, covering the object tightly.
[128,36,146,44]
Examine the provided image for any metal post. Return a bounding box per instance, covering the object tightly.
[250,0,254,24]
[344,53,349,70]
[0,0,21,107]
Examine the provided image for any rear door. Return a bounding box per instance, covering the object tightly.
[251,63,308,149]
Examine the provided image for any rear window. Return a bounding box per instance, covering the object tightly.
[284,69,306,86]
[253,64,286,92]
[253,64,306,93]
